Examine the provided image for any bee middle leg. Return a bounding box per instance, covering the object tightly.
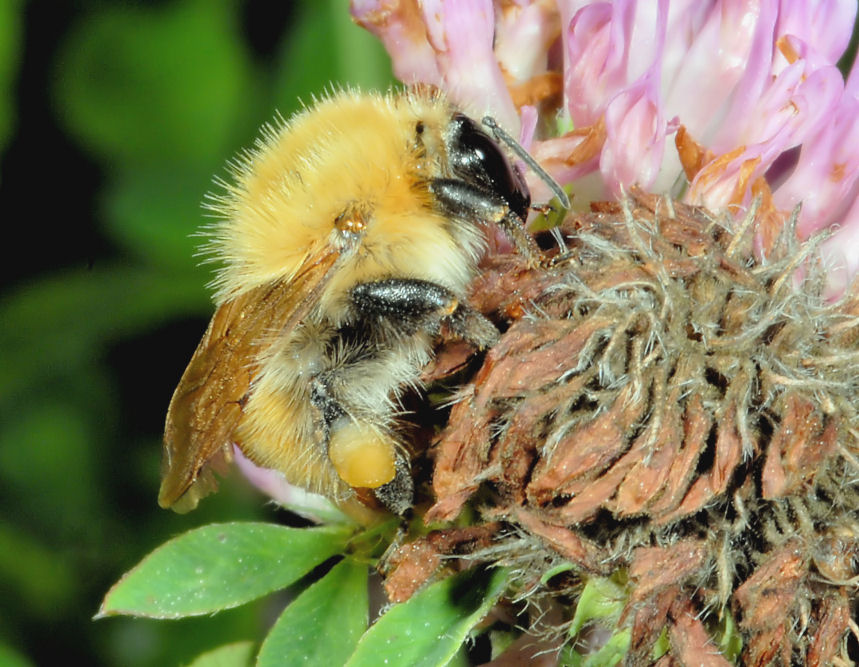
[349,278,499,348]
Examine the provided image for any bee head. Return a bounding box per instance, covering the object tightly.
[446,114,531,222]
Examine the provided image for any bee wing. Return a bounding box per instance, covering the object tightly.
[158,249,341,512]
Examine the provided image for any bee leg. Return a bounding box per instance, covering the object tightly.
[429,179,540,262]
[350,278,498,348]
[312,279,501,514]
[444,302,499,349]
[308,374,344,443]
[373,456,413,516]
[310,279,499,515]
[310,374,414,514]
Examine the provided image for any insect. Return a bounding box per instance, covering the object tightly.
[158,87,565,516]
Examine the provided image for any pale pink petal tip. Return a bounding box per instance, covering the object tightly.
[233,446,352,524]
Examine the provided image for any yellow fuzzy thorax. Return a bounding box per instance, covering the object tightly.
[206,89,483,315]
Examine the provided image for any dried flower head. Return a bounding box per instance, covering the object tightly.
[380,191,859,663]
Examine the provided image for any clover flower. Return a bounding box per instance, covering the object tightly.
[353,0,859,274]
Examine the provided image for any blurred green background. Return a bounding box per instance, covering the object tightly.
[0,1,393,664]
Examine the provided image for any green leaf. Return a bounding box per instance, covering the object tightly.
[651,627,670,661]
[185,641,255,667]
[345,566,508,667]
[101,166,212,268]
[488,629,516,661]
[561,572,631,666]
[539,562,574,586]
[54,0,255,168]
[257,558,368,666]
[445,646,470,667]
[0,0,22,156]
[582,629,630,667]
[98,522,352,619]
[271,0,394,116]
[559,628,631,667]
[568,573,628,638]
[715,610,743,663]
[0,641,34,667]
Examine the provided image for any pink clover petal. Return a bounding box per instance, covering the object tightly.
[512,104,541,209]
[702,45,846,232]
[231,445,296,506]
[623,1,671,82]
[705,1,779,152]
[601,72,668,194]
[687,144,768,212]
[774,0,857,68]
[658,0,721,84]
[563,1,635,126]
[232,446,349,524]
[819,197,859,300]
[845,51,859,99]
[598,0,669,194]
[736,59,843,174]
[495,0,560,84]
[421,0,518,129]
[775,96,859,237]
[350,0,442,85]
[701,36,843,199]
[352,0,859,293]
[532,133,601,180]
[518,104,539,149]
[555,0,601,47]
[660,0,764,148]
[534,139,608,204]
[741,61,805,146]
[769,36,846,133]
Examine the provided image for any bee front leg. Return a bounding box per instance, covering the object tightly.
[429,179,540,262]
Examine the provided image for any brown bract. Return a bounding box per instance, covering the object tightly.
[396,191,859,663]
[382,524,499,603]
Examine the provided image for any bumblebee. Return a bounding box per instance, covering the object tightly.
[158,88,543,515]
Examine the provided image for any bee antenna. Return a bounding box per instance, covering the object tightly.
[482,116,570,210]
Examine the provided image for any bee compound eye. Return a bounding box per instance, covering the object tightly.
[449,114,530,220]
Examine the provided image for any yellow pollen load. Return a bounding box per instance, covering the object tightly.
[327,421,397,488]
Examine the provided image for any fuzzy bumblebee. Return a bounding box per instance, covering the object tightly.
[158,88,540,515]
